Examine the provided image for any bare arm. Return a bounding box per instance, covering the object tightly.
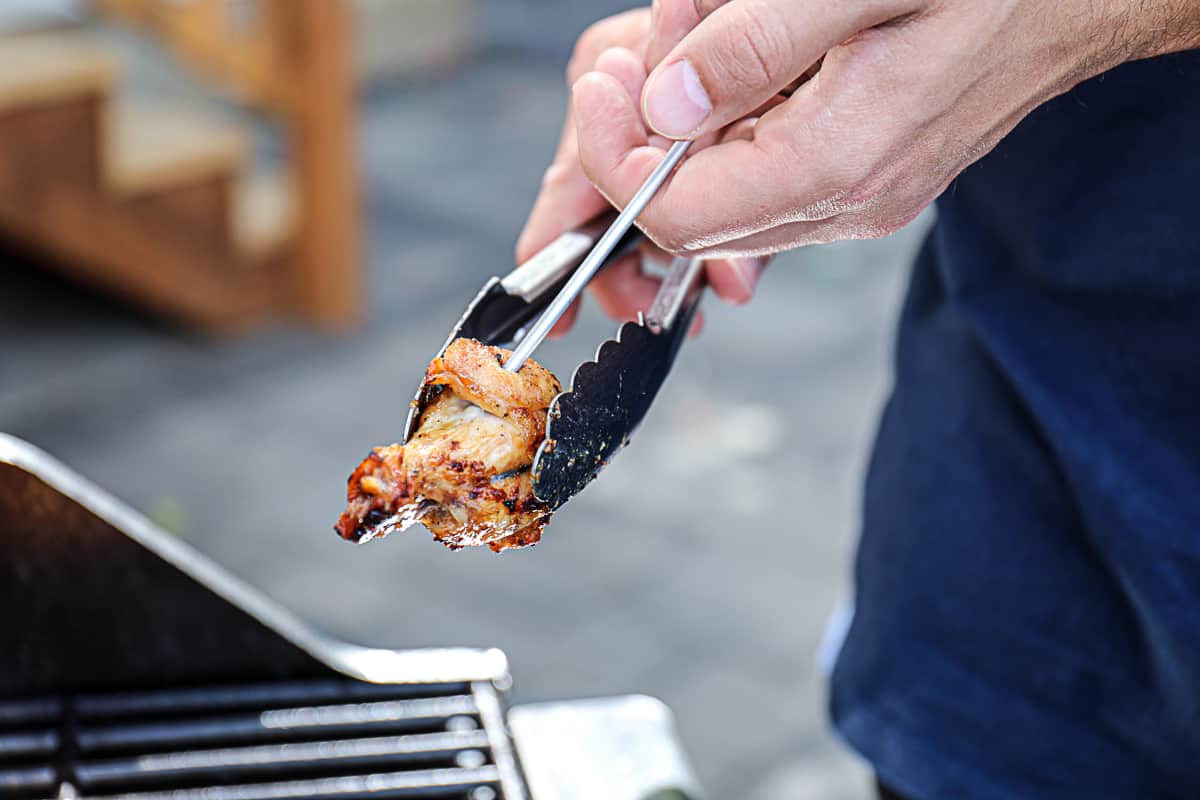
[520,0,1200,326]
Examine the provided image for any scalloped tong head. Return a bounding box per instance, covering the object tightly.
[531,254,702,509]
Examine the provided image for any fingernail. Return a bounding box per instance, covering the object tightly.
[732,257,764,301]
[644,59,711,138]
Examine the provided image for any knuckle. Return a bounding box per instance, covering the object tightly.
[540,162,572,190]
[569,22,609,80]
[578,19,613,54]
[709,6,792,94]
[568,10,647,83]
[693,0,733,17]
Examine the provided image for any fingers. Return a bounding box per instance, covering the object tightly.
[515,157,608,265]
[594,47,650,122]
[706,257,769,304]
[548,299,581,339]
[518,46,649,273]
[565,8,652,86]
[640,0,910,139]
[574,33,927,255]
[574,70,796,252]
[517,9,652,269]
[572,71,662,209]
[540,49,646,339]
[692,117,770,306]
[525,46,649,255]
[645,0,702,68]
[587,252,663,323]
[585,251,764,333]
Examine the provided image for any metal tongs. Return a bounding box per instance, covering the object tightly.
[403,140,702,510]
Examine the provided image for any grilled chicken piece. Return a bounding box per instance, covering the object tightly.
[335,337,561,552]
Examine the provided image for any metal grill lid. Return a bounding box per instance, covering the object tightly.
[0,433,509,695]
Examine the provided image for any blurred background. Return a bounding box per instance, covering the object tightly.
[0,1,931,797]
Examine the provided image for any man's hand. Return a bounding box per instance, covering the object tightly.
[576,0,1200,254]
[521,0,1200,332]
[515,4,768,336]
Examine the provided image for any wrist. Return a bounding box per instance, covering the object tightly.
[1093,0,1200,66]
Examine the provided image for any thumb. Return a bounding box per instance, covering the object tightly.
[640,0,894,139]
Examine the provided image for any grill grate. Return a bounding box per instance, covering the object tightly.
[0,697,61,797]
[0,679,523,800]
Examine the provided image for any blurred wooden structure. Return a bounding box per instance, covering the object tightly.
[0,0,360,331]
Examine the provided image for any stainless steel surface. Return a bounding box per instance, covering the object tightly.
[503,139,693,372]
[501,212,621,301]
[76,695,480,751]
[502,230,596,300]
[0,433,510,692]
[397,200,702,508]
[510,695,703,800]
[2,677,523,799]
[646,256,705,334]
[530,293,699,509]
[0,433,525,799]
[75,767,503,800]
[473,680,529,800]
[72,730,493,786]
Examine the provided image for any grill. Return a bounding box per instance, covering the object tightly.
[1,679,521,800]
[0,434,700,800]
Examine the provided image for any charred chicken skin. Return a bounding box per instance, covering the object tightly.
[335,337,561,552]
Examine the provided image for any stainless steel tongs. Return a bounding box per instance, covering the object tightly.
[403,140,703,510]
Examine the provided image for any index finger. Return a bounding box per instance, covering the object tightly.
[571,71,776,254]
[645,0,706,68]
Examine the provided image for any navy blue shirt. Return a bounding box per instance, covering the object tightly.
[831,51,1200,799]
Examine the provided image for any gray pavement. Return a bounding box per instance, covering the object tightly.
[0,11,932,797]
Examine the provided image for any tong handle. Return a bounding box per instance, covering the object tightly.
[505,139,693,372]
[501,212,641,302]
[646,256,704,333]
[445,212,642,358]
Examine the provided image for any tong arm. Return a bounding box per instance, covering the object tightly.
[501,214,629,301]
[505,139,693,372]
[646,256,704,334]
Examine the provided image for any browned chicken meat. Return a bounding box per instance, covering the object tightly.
[335,337,562,552]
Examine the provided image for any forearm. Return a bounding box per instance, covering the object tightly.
[548,0,1200,283]
[1112,0,1200,62]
